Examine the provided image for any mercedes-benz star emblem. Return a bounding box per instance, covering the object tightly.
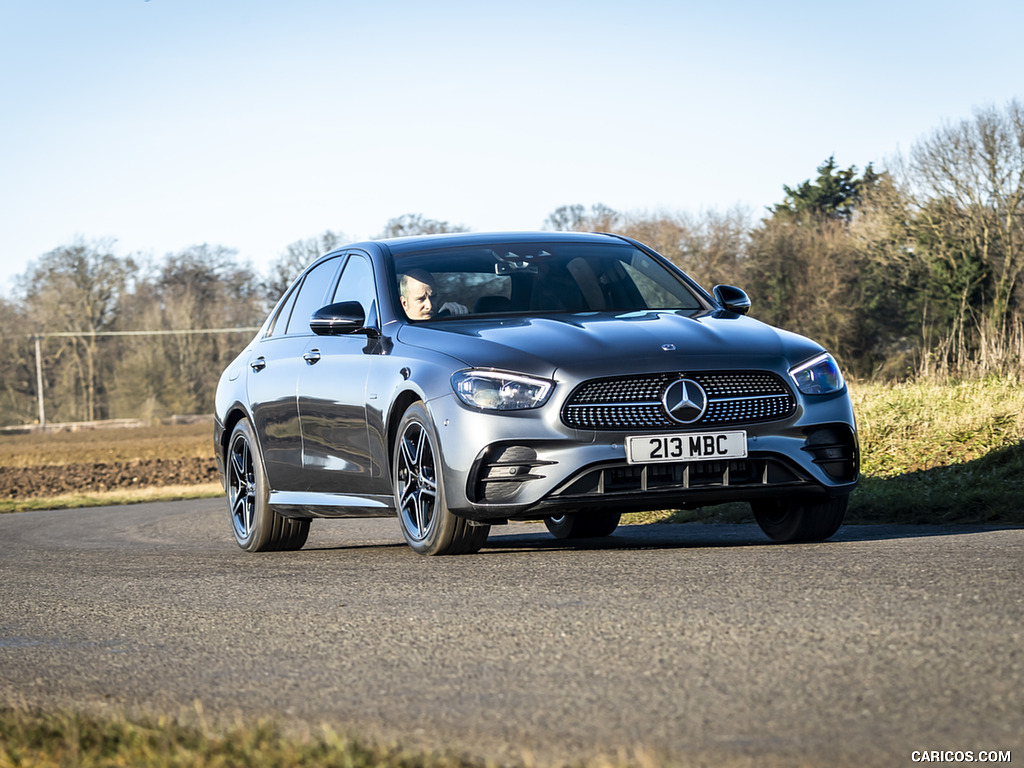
[662,378,707,424]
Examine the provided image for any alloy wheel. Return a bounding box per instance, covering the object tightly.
[228,431,256,542]
[395,420,438,541]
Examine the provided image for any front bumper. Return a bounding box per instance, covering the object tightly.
[428,390,859,522]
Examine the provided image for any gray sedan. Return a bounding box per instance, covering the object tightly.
[214,231,858,555]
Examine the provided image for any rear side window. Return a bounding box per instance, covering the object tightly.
[266,285,300,338]
[332,253,378,325]
[283,256,343,335]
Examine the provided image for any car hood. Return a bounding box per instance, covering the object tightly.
[396,311,825,380]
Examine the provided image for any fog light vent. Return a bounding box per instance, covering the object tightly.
[802,426,859,482]
[472,446,554,504]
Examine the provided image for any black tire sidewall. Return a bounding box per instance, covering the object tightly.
[544,510,621,539]
[228,417,310,552]
[228,417,272,552]
[753,496,847,543]
[544,515,576,539]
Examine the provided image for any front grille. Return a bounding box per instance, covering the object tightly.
[562,371,796,430]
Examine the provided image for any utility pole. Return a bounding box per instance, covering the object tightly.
[33,335,45,429]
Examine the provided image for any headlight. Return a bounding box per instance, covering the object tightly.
[451,370,554,411]
[789,353,845,395]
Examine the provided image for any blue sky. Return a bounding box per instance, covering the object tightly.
[2,0,1022,297]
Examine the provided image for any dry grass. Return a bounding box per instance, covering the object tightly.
[0,704,700,768]
[0,705,489,768]
[849,377,1024,477]
[0,483,223,514]
[847,378,1024,523]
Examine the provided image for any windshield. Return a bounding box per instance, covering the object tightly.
[392,242,706,322]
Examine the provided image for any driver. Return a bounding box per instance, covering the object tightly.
[399,269,468,320]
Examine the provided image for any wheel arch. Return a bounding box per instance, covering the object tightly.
[386,389,425,469]
[220,405,260,473]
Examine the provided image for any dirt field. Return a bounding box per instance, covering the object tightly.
[0,422,218,499]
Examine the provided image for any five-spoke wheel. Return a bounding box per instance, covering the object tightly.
[226,418,309,552]
[393,402,488,555]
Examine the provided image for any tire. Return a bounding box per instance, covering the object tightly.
[393,402,489,555]
[751,495,848,543]
[226,418,309,552]
[544,510,621,539]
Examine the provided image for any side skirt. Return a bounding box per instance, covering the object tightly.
[269,491,396,519]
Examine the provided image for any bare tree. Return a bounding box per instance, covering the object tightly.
[543,204,621,232]
[899,99,1024,374]
[111,244,264,419]
[266,230,347,301]
[16,239,134,422]
[621,208,751,289]
[377,214,468,239]
[541,205,749,288]
[0,297,34,425]
[746,213,868,358]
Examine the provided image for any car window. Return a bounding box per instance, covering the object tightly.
[265,283,300,338]
[620,253,695,309]
[284,256,343,335]
[418,272,511,315]
[332,253,378,327]
[392,242,703,320]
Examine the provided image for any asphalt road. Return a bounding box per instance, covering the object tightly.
[1,499,1021,767]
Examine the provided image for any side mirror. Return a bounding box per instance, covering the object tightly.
[713,285,751,315]
[310,301,366,336]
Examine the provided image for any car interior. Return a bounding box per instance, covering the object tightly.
[394,243,704,319]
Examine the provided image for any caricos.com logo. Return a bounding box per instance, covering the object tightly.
[911,750,1011,763]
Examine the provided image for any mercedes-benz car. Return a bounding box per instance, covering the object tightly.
[214,231,858,555]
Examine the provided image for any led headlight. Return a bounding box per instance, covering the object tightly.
[451,370,554,411]
[789,353,845,395]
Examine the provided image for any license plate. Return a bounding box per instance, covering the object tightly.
[625,431,747,464]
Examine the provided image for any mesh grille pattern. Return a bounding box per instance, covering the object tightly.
[562,371,795,430]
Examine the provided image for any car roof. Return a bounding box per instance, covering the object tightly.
[345,230,629,255]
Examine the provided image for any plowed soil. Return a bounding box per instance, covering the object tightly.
[0,422,218,499]
[0,457,219,498]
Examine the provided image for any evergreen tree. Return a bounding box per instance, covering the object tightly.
[773,156,880,223]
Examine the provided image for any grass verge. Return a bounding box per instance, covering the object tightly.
[0,706,493,768]
[0,483,223,514]
[848,378,1024,524]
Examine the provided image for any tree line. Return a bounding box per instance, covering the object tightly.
[1,101,1021,427]
[551,100,1024,381]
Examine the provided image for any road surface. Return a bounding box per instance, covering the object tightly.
[1,499,1020,766]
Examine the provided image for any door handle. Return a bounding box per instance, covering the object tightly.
[249,356,266,372]
[303,349,322,365]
